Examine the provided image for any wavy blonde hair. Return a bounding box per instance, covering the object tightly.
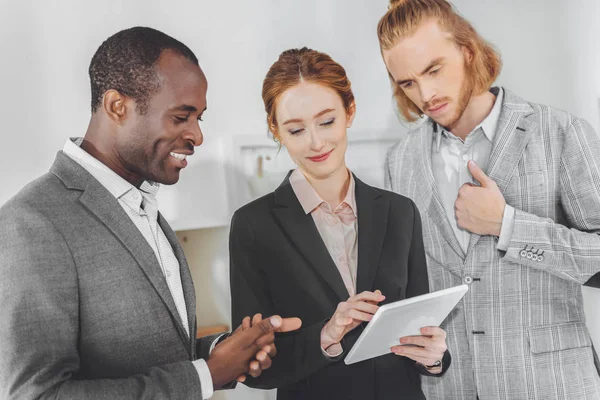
[378,0,501,121]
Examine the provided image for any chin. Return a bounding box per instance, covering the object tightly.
[156,172,181,185]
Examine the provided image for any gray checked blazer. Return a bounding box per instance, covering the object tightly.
[385,87,600,400]
[0,152,220,399]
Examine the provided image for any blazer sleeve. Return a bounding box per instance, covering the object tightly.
[405,200,452,376]
[229,210,340,390]
[0,204,204,400]
[501,117,600,285]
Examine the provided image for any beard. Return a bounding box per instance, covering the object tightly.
[425,64,475,130]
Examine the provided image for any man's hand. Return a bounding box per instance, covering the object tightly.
[207,315,301,389]
[391,326,447,374]
[455,160,506,236]
[234,314,277,383]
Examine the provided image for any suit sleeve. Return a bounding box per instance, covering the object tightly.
[229,210,340,390]
[501,117,600,285]
[404,200,451,376]
[0,205,204,400]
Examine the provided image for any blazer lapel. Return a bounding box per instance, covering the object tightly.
[355,176,388,294]
[416,122,466,261]
[272,175,350,302]
[159,214,196,350]
[465,89,537,258]
[51,153,191,348]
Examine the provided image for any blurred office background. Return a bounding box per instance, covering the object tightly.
[1,1,598,398]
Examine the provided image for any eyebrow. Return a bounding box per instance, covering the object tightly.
[282,108,336,125]
[396,57,444,86]
[172,105,206,113]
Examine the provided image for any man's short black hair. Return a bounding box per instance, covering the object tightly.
[89,26,199,114]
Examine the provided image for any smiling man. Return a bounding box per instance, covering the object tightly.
[0,27,301,400]
[377,1,600,399]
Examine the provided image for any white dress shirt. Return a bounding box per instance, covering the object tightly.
[431,88,514,253]
[63,138,215,399]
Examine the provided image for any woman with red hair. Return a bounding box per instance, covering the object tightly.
[229,47,450,400]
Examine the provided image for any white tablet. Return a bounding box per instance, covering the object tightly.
[344,284,468,365]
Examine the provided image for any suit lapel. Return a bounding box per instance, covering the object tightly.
[416,122,466,261]
[272,176,350,302]
[52,153,192,348]
[159,214,196,349]
[465,90,536,258]
[355,176,388,293]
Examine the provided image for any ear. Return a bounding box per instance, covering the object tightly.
[346,101,356,128]
[461,45,474,64]
[102,89,130,124]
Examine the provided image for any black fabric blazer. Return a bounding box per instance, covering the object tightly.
[230,173,450,400]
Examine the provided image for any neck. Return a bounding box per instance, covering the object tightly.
[446,90,496,141]
[82,117,144,187]
[302,165,350,210]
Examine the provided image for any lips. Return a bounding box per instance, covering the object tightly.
[308,149,334,163]
[169,151,193,168]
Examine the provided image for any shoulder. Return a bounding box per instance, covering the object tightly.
[230,191,278,237]
[0,172,69,223]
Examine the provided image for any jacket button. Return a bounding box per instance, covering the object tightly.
[463,275,473,284]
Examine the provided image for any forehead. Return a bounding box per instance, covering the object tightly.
[383,19,459,77]
[276,82,342,120]
[152,50,207,107]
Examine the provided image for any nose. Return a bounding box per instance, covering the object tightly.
[308,128,325,152]
[189,120,204,147]
[419,81,436,105]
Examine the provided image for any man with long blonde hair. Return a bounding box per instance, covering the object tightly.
[378,0,600,399]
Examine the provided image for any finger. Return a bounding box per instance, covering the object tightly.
[262,344,276,358]
[255,332,275,349]
[350,291,386,303]
[236,375,246,383]
[420,326,447,339]
[334,316,354,326]
[276,317,302,333]
[399,335,431,347]
[345,309,376,322]
[256,350,272,370]
[251,315,282,338]
[248,360,262,378]
[252,313,263,326]
[242,316,251,331]
[346,301,380,315]
[467,160,490,187]
[391,344,442,361]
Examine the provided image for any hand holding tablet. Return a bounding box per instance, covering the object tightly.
[344,284,468,365]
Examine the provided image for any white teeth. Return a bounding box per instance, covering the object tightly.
[169,152,187,161]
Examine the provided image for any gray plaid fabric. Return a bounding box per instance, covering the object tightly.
[385,88,600,400]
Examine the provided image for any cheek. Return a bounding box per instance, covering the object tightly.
[282,137,307,161]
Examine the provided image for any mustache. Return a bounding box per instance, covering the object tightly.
[424,98,450,112]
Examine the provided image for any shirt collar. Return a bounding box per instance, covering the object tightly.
[62,137,160,210]
[289,168,357,217]
[435,87,504,151]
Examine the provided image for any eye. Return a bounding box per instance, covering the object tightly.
[174,115,188,124]
[289,128,304,135]
[320,118,335,127]
[430,67,441,75]
[197,116,204,122]
[403,81,413,89]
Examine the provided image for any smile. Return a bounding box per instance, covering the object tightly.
[169,152,188,161]
[308,149,334,163]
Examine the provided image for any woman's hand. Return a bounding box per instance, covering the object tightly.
[320,290,385,351]
[392,326,448,374]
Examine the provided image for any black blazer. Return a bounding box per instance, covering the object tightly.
[230,173,450,400]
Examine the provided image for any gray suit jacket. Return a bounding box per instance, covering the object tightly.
[0,152,219,399]
[385,88,600,400]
